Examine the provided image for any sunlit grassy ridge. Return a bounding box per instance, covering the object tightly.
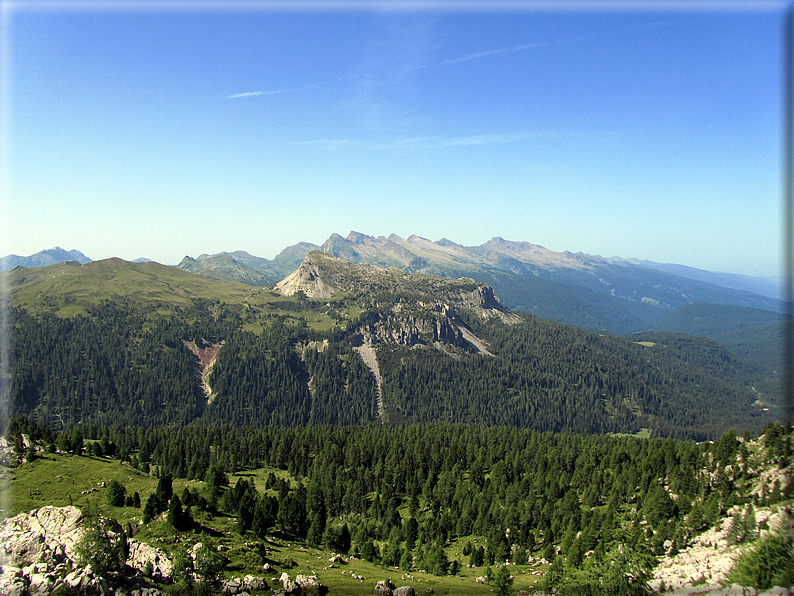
[6,259,254,315]
[4,258,364,332]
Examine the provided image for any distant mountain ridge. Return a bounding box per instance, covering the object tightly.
[610,256,783,300]
[7,233,783,335]
[0,247,91,270]
[247,232,782,334]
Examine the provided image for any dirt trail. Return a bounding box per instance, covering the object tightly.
[354,341,384,421]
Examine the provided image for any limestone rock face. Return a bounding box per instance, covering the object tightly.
[0,506,171,595]
[0,505,84,569]
[356,310,469,349]
[275,259,338,299]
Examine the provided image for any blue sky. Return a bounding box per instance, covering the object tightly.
[1,1,786,277]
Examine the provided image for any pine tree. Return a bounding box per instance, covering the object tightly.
[142,495,159,524]
[75,503,129,576]
[106,480,127,507]
[494,566,514,595]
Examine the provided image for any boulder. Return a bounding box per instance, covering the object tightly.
[394,587,415,596]
[127,537,172,579]
[295,573,320,588]
[0,505,83,569]
[242,574,267,591]
[278,572,303,595]
[223,577,243,594]
[374,579,396,594]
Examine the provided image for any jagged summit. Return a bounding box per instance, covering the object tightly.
[346,230,374,244]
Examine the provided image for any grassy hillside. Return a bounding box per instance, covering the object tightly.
[6,259,255,316]
[1,451,549,595]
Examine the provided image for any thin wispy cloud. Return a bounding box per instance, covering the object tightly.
[436,21,671,68]
[407,132,529,149]
[225,22,671,102]
[225,77,350,100]
[225,88,295,99]
[441,42,547,66]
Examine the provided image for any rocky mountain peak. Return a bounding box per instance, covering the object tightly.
[274,252,343,299]
[347,231,374,244]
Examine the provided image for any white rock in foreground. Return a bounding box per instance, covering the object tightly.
[652,505,794,595]
[0,505,172,595]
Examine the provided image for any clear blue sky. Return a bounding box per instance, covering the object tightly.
[1,1,786,277]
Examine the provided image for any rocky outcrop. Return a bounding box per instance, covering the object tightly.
[651,500,794,595]
[356,310,469,349]
[275,251,517,320]
[0,505,83,568]
[275,259,338,299]
[0,506,170,595]
[274,571,324,595]
[373,579,416,595]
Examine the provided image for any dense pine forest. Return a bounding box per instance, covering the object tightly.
[5,416,793,594]
[8,296,773,440]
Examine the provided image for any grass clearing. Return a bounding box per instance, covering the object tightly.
[3,456,550,594]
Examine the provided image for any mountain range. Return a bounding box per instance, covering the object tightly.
[3,233,781,336]
[174,232,783,335]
